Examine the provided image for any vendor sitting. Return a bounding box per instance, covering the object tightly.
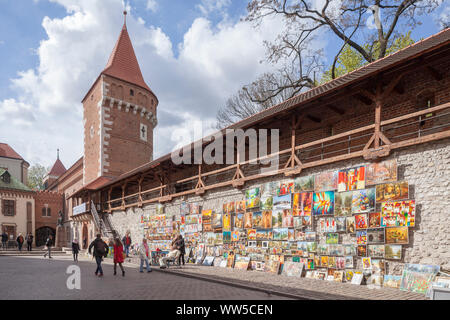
[159,234,182,268]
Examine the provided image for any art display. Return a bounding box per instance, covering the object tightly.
[400,263,440,294]
[366,159,397,185]
[381,200,415,227]
[326,233,339,245]
[212,212,222,229]
[314,171,338,191]
[368,212,382,228]
[368,245,385,258]
[338,166,365,192]
[345,256,354,269]
[235,213,244,229]
[189,203,201,215]
[244,211,253,229]
[251,211,263,229]
[371,259,385,273]
[356,230,367,245]
[357,245,367,257]
[384,244,402,260]
[282,261,304,277]
[383,275,402,289]
[281,209,294,228]
[335,217,346,232]
[234,255,251,270]
[385,227,409,244]
[226,251,235,268]
[367,229,385,244]
[294,175,314,192]
[261,210,272,229]
[346,216,356,233]
[260,196,273,210]
[351,273,364,285]
[313,191,335,215]
[277,181,294,196]
[273,194,292,209]
[292,192,312,216]
[376,181,409,202]
[202,256,215,266]
[354,214,368,230]
[236,200,246,214]
[334,191,353,216]
[245,187,261,208]
[351,188,375,213]
[223,213,231,231]
[247,229,257,241]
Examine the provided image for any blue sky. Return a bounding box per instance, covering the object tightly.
[0,0,448,170]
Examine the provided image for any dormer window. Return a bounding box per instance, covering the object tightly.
[1,171,11,184]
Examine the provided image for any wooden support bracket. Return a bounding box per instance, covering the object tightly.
[284,116,303,176]
[194,165,206,195]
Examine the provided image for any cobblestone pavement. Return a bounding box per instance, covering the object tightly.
[0,256,289,300]
[122,257,425,300]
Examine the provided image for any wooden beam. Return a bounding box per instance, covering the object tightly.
[307,114,321,123]
[354,93,373,105]
[326,104,345,115]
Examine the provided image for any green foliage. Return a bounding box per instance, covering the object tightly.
[321,32,415,83]
[27,164,48,190]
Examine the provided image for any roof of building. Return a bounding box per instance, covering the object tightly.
[102,21,152,93]
[46,156,83,191]
[48,158,66,177]
[0,143,25,161]
[97,27,450,191]
[0,169,32,192]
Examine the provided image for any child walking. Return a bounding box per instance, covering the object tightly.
[113,238,125,276]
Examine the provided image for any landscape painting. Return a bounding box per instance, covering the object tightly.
[386,227,409,244]
[334,191,353,216]
[366,159,397,185]
[292,192,312,216]
[294,175,314,192]
[376,181,409,202]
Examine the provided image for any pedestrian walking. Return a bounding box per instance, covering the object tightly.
[16,233,24,252]
[26,232,33,251]
[2,231,8,250]
[43,235,53,258]
[177,234,186,266]
[139,238,152,273]
[72,239,80,262]
[113,238,125,276]
[88,234,108,277]
[83,237,87,249]
[122,232,132,257]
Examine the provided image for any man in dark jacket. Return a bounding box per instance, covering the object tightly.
[43,235,53,259]
[177,235,186,266]
[89,234,109,277]
[1,232,8,250]
[122,232,131,257]
[26,233,33,251]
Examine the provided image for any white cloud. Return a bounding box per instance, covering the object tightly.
[0,0,317,171]
[146,0,158,12]
[196,0,231,16]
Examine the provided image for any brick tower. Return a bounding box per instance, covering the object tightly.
[82,11,158,185]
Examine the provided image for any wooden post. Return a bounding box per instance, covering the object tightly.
[232,151,245,188]
[108,187,112,211]
[121,183,126,209]
[284,115,303,176]
[195,164,206,195]
[138,175,144,207]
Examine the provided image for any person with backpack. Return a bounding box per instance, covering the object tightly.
[122,232,132,257]
[43,235,53,258]
[139,238,152,273]
[26,232,33,251]
[72,239,80,262]
[88,234,109,277]
[16,234,24,251]
[113,238,125,276]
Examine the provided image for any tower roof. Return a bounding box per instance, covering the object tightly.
[0,143,24,160]
[101,14,152,92]
[48,158,66,177]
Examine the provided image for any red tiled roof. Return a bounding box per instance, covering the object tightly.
[84,176,113,190]
[48,158,66,177]
[102,23,152,92]
[0,143,24,160]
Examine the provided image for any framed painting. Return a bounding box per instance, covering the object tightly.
[366,159,397,186]
[385,226,409,244]
[273,194,292,209]
[252,211,263,229]
[384,244,402,260]
[222,213,232,231]
[345,256,354,269]
[223,231,231,243]
[282,261,304,277]
[314,171,338,191]
[277,180,294,196]
[234,255,250,270]
[346,216,356,233]
[245,187,261,209]
[212,212,222,229]
[247,229,257,241]
[312,191,335,215]
[335,191,353,216]
[235,200,246,214]
[351,188,376,213]
[383,275,402,289]
[367,229,385,244]
[345,270,355,282]
[368,244,385,258]
[260,195,273,210]
[235,213,244,229]
[355,214,368,230]
[243,211,253,229]
[292,192,312,216]
[400,263,440,294]
[336,257,346,269]
[294,175,314,192]
[189,203,201,215]
[376,181,409,202]
[356,230,367,245]
[357,245,367,257]
[272,209,283,228]
[335,217,346,232]
[338,166,365,192]
[381,200,416,227]
[281,209,294,228]
[368,212,382,228]
[261,210,272,229]
[326,233,339,245]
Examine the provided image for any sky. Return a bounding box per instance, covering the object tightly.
[0,0,448,170]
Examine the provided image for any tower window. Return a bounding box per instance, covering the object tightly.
[140,123,148,141]
[130,89,134,96]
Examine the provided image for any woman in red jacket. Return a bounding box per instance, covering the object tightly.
[113,238,125,276]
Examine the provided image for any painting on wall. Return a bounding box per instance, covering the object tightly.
[245,187,261,209]
[234,255,251,270]
[236,200,246,214]
[277,181,295,196]
[260,196,273,210]
[282,261,304,277]
[357,245,367,257]
[292,192,312,216]
[261,210,272,229]
[252,211,263,229]
[335,191,353,216]
[354,214,368,230]
[383,275,402,289]
[346,216,356,233]
[272,209,283,228]
[385,227,409,244]
[273,194,292,209]
[294,175,314,192]
[222,213,232,231]
[376,181,409,202]
[337,166,365,192]
[367,229,385,244]
[356,230,367,245]
[247,229,257,241]
[351,188,376,213]
[189,203,201,215]
[368,212,382,228]
[243,211,253,229]
[335,217,346,232]
[281,209,294,228]
[313,191,335,215]
[212,212,222,229]
[384,244,402,260]
[368,244,385,258]
[235,213,244,229]
[381,200,416,227]
[399,264,440,294]
[366,159,397,185]
[314,171,338,191]
[326,233,339,245]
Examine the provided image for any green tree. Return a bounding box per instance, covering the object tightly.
[27,164,49,190]
[322,32,415,83]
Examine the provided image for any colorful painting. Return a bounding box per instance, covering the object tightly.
[292,192,312,216]
[400,263,440,294]
[180,202,190,215]
[345,270,355,282]
[312,191,335,215]
[368,212,381,228]
[245,187,261,209]
[226,251,235,268]
[247,229,257,241]
[338,166,365,192]
[326,233,339,244]
[231,230,239,242]
[335,217,346,232]
[264,259,280,274]
[277,180,294,196]
[222,213,231,231]
[333,271,344,282]
[336,257,346,269]
[282,261,304,277]
[354,214,368,230]
[335,191,353,216]
[212,212,222,229]
[273,194,292,209]
[351,188,375,213]
[381,200,416,227]
[223,231,231,243]
[189,203,201,215]
[251,211,263,229]
[357,245,367,257]
[384,244,402,260]
[243,211,253,229]
[386,227,409,244]
[371,259,385,273]
[328,256,336,268]
[383,275,402,289]
[261,210,272,229]
[314,171,338,191]
[272,209,282,228]
[260,196,273,210]
[346,216,356,233]
[362,257,372,270]
[345,256,354,269]
[300,216,312,228]
[281,209,294,228]
[234,255,251,270]
[368,245,385,258]
[376,181,409,202]
[366,159,397,185]
[321,256,329,268]
[261,181,278,197]
[356,230,367,245]
[305,231,316,242]
[235,200,246,214]
[367,229,385,244]
[294,175,314,192]
[235,213,244,229]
